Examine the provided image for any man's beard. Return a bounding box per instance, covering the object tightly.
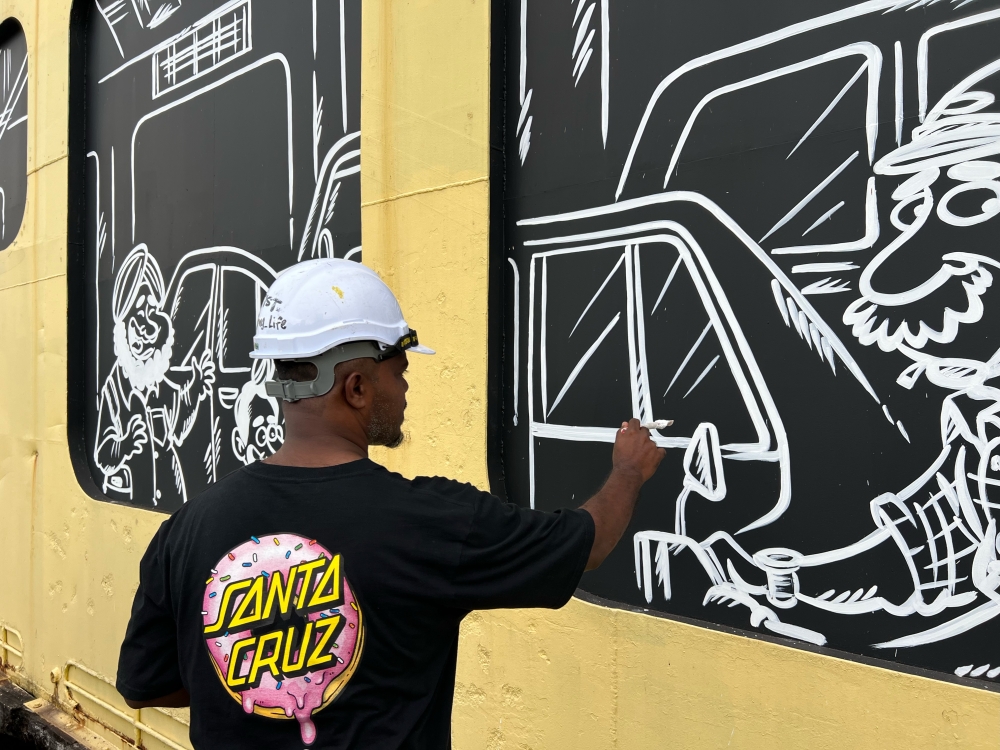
[114,319,174,393]
[367,389,405,449]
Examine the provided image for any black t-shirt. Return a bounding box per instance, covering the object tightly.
[117,459,594,749]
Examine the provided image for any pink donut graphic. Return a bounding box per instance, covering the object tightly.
[202,533,363,746]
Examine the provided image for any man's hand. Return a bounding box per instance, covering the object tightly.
[613,419,666,484]
[581,419,666,571]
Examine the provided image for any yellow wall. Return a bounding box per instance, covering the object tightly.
[0,0,995,748]
[0,2,190,746]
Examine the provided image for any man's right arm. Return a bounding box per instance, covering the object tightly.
[580,419,665,571]
[442,421,663,611]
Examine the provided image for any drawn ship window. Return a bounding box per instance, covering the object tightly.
[635,243,758,446]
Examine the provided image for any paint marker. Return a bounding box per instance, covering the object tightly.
[643,420,674,429]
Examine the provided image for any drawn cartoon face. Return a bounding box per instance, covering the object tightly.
[124,280,173,362]
[844,56,1000,369]
[232,401,283,465]
[252,411,283,457]
[231,361,284,465]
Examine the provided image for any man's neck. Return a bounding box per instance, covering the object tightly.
[262,427,368,468]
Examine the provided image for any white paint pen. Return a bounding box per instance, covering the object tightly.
[643,420,674,429]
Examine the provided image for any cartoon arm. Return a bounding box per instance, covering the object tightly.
[94,378,147,474]
[168,349,216,446]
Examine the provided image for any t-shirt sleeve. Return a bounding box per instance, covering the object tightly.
[116,518,184,702]
[449,487,595,611]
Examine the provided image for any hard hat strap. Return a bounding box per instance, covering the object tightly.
[264,340,385,402]
[371,329,422,363]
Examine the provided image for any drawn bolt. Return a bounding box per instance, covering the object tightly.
[753,548,802,610]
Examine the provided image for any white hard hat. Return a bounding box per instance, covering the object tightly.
[251,258,434,360]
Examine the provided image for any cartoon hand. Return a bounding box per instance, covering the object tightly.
[193,350,216,401]
[121,414,148,460]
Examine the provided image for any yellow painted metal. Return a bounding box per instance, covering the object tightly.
[0,622,22,669]
[361,0,491,488]
[64,661,193,750]
[0,0,993,749]
[360,1,1000,749]
[0,1,189,746]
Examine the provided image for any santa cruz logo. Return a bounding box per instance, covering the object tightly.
[203,534,364,745]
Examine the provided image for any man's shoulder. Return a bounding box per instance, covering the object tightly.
[407,474,494,508]
[167,466,257,525]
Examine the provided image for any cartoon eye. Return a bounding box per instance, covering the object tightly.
[135,294,147,309]
[252,415,265,428]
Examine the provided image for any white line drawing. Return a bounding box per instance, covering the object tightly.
[786,62,869,161]
[916,6,1000,123]
[600,0,609,146]
[95,245,215,503]
[99,0,252,84]
[131,51,295,244]
[0,53,27,149]
[130,0,184,30]
[94,244,280,506]
[895,40,904,146]
[87,151,107,397]
[228,357,282,464]
[613,0,950,201]
[298,132,361,260]
[151,0,251,99]
[519,191,1000,654]
[339,0,348,132]
[313,72,323,181]
[508,257,521,426]
[507,1,1000,670]
[0,29,22,246]
[760,151,860,243]
[802,202,846,236]
[95,0,129,58]
[571,1,596,88]
[517,0,532,164]
[85,0,361,509]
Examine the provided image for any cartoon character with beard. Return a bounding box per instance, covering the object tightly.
[94,244,216,506]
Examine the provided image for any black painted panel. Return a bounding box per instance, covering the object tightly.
[0,20,26,252]
[72,0,360,512]
[500,0,1000,685]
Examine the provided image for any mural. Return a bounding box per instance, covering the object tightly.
[502,0,1000,683]
[0,19,27,252]
[77,0,361,511]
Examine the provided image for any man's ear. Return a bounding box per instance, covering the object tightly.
[340,369,370,409]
